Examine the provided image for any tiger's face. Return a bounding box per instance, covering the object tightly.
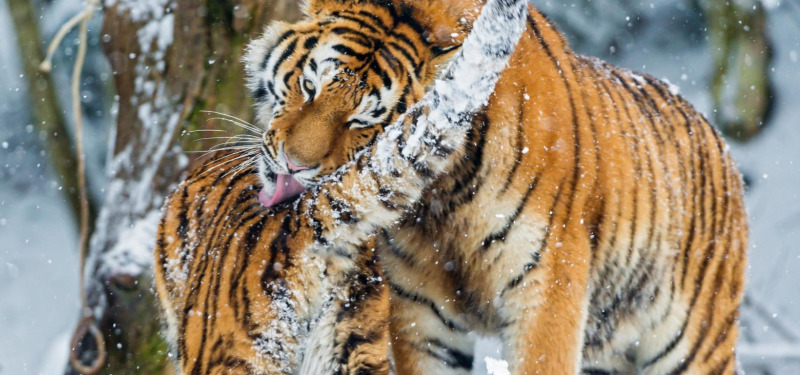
[244,0,472,206]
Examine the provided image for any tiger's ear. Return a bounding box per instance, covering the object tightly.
[412,0,485,77]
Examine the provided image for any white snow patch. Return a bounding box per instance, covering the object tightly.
[252,282,302,372]
[484,357,510,375]
[662,77,680,95]
[99,210,160,278]
[627,72,647,86]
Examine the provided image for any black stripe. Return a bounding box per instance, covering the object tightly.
[326,190,359,224]
[708,355,733,375]
[480,179,538,251]
[252,80,268,101]
[261,214,294,284]
[609,70,657,271]
[304,35,319,50]
[391,31,420,58]
[228,215,269,318]
[582,369,612,375]
[386,41,419,71]
[586,80,629,317]
[331,12,383,35]
[501,177,566,296]
[176,186,190,264]
[434,115,489,216]
[332,44,370,61]
[500,92,527,193]
[504,259,540,291]
[703,307,739,363]
[389,282,467,333]
[261,30,296,70]
[273,38,299,76]
[336,331,382,369]
[410,341,472,370]
[429,338,474,370]
[356,10,392,33]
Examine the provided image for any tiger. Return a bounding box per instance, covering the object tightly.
[153,0,528,373]
[241,0,749,374]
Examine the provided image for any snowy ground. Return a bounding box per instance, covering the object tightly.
[1,0,799,374]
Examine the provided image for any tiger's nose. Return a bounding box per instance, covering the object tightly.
[284,150,312,172]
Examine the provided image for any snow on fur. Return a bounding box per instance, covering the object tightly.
[371,0,527,175]
[302,0,528,255]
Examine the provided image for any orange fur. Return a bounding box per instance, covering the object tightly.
[154,154,391,374]
[168,0,747,373]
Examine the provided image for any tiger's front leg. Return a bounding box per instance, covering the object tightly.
[390,290,476,375]
[499,222,593,375]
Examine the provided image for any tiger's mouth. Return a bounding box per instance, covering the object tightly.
[257,144,320,208]
[258,174,306,208]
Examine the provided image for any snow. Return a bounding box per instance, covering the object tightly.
[0,186,79,375]
[484,357,510,375]
[98,210,160,278]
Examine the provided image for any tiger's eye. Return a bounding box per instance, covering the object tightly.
[303,78,316,93]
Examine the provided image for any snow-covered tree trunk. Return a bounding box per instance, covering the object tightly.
[67,0,300,373]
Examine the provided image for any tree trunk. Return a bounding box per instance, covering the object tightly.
[7,0,98,228]
[704,0,774,142]
[67,1,300,373]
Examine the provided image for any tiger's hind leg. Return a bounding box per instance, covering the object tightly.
[636,247,744,375]
[637,296,741,375]
[389,288,476,374]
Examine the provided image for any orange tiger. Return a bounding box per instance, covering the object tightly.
[241,0,748,374]
[153,1,528,373]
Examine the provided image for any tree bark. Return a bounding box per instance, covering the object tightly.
[67,1,300,373]
[7,0,98,228]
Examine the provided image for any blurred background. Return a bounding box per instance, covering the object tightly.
[0,0,797,373]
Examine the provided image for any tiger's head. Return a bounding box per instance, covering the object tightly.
[244,0,481,207]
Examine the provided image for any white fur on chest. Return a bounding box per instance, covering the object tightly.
[295,300,341,374]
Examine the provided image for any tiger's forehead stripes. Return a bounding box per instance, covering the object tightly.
[255,24,427,127]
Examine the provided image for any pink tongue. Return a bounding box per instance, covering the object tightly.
[259,174,306,208]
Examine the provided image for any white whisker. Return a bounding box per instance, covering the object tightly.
[205,117,262,135]
[186,147,253,156]
[189,146,256,160]
[197,150,260,178]
[202,110,262,134]
[192,135,260,144]
[187,129,227,133]
[222,153,259,179]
